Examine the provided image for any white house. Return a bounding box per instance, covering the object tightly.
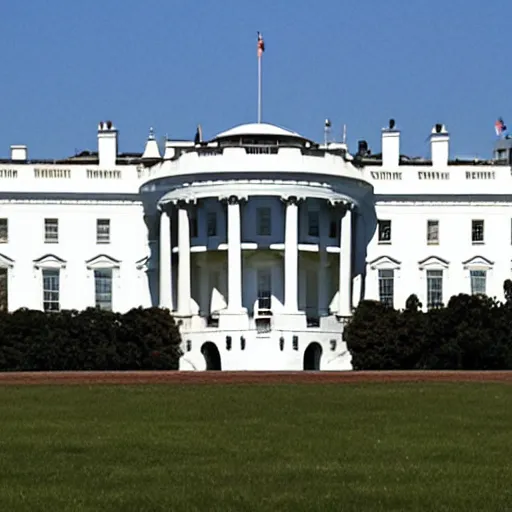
[0,117,509,371]
[364,120,512,312]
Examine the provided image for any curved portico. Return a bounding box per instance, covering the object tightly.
[140,122,377,371]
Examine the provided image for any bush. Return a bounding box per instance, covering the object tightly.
[0,307,182,371]
[345,284,512,370]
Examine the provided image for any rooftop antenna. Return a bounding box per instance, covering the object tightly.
[342,124,347,144]
[324,119,332,146]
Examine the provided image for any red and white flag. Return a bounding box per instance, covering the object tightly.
[257,32,265,57]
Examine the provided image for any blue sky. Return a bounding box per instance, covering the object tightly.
[0,0,507,159]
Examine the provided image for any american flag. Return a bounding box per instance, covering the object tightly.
[495,117,507,136]
[257,32,265,57]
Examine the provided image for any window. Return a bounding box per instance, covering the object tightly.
[207,212,217,237]
[329,219,337,238]
[470,270,486,295]
[308,211,320,237]
[0,268,7,311]
[190,213,198,238]
[378,220,391,243]
[96,219,110,244]
[471,220,484,244]
[44,218,58,243]
[257,269,271,309]
[42,269,60,312]
[0,219,7,243]
[378,269,394,308]
[257,207,271,236]
[94,269,113,310]
[426,269,443,309]
[427,220,439,245]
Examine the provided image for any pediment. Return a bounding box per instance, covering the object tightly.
[462,255,494,269]
[136,256,149,270]
[85,254,121,269]
[0,253,14,268]
[136,256,156,271]
[368,255,401,270]
[418,255,449,269]
[33,254,67,269]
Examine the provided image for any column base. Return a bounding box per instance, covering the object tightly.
[174,311,193,319]
[219,307,248,315]
[218,308,249,330]
[273,311,307,330]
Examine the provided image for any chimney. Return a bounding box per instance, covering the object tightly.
[381,118,400,168]
[430,123,449,167]
[97,120,118,168]
[163,139,176,160]
[10,145,28,161]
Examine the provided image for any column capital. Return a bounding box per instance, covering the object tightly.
[282,195,300,206]
[175,199,194,209]
[329,199,354,215]
[220,195,247,206]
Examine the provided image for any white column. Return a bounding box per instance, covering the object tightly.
[158,208,173,310]
[317,251,328,315]
[284,196,299,312]
[227,196,243,311]
[338,204,352,316]
[177,203,191,316]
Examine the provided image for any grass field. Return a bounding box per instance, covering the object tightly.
[0,382,511,511]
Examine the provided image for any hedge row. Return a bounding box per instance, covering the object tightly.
[344,282,512,370]
[0,307,182,371]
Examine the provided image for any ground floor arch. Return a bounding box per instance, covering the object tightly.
[303,342,322,371]
[201,342,222,371]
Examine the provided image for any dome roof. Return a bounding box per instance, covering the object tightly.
[215,122,305,140]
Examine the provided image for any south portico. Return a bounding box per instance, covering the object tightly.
[137,121,377,371]
[155,183,357,332]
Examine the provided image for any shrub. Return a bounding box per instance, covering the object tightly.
[0,307,182,371]
[345,285,512,370]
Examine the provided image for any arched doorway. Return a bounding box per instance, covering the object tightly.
[201,342,222,371]
[303,342,322,371]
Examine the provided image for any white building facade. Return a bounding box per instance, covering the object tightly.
[364,121,512,311]
[0,118,509,370]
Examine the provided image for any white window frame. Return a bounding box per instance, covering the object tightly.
[256,267,272,310]
[44,218,59,244]
[96,219,110,244]
[471,219,484,245]
[0,253,14,311]
[427,219,439,245]
[33,254,67,312]
[368,256,401,309]
[0,218,8,243]
[419,256,449,310]
[463,256,494,296]
[85,254,121,311]
[377,219,392,244]
[42,268,61,312]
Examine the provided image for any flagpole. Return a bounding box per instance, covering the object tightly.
[258,52,262,123]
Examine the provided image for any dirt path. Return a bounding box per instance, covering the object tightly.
[0,371,510,385]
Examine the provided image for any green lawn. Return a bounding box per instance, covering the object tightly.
[0,383,511,512]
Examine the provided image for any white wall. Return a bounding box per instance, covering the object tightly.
[366,202,511,308]
[0,201,150,312]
